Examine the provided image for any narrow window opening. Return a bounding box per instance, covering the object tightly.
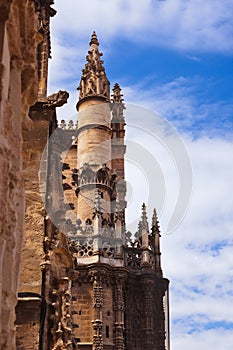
[106,325,110,338]
[107,311,110,316]
[100,192,104,199]
[79,310,82,315]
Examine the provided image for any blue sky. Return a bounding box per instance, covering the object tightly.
[48,1,233,349]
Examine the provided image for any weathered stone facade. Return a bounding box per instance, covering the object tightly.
[0,1,53,348]
[0,4,170,349]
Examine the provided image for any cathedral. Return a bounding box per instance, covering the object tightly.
[0,1,169,349]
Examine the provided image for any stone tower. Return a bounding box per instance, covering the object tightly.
[60,32,170,350]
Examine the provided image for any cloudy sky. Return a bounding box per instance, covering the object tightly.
[48,1,233,349]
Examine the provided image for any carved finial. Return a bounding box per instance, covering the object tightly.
[60,120,66,129]
[68,120,74,129]
[112,83,124,103]
[111,83,125,122]
[77,32,110,104]
[90,31,99,46]
[141,203,149,231]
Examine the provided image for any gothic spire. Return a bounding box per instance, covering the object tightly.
[151,208,161,251]
[152,209,160,235]
[141,203,149,232]
[151,208,162,276]
[140,203,150,264]
[77,31,110,104]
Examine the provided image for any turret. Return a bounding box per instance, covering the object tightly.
[65,33,127,266]
[75,31,112,224]
[111,83,127,229]
[111,83,126,180]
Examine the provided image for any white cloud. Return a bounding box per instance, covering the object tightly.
[172,329,233,350]
[52,0,233,52]
[122,77,233,138]
[123,77,197,121]
[187,55,201,62]
[48,35,84,92]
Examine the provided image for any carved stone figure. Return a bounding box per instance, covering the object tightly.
[96,164,111,184]
[80,163,94,184]
[87,77,97,95]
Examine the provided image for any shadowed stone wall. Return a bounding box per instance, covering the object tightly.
[0,1,40,348]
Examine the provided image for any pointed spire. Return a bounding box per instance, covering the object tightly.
[89,31,99,46]
[141,203,149,232]
[151,208,162,276]
[77,32,110,105]
[152,208,160,236]
[151,208,161,253]
[140,203,150,264]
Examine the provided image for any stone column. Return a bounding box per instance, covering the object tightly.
[143,282,154,350]
[92,275,103,350]
[113,277,125,350]
[51,277,74,350]
[157,290,166,350]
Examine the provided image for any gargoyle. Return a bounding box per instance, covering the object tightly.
[46,90,69,107]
